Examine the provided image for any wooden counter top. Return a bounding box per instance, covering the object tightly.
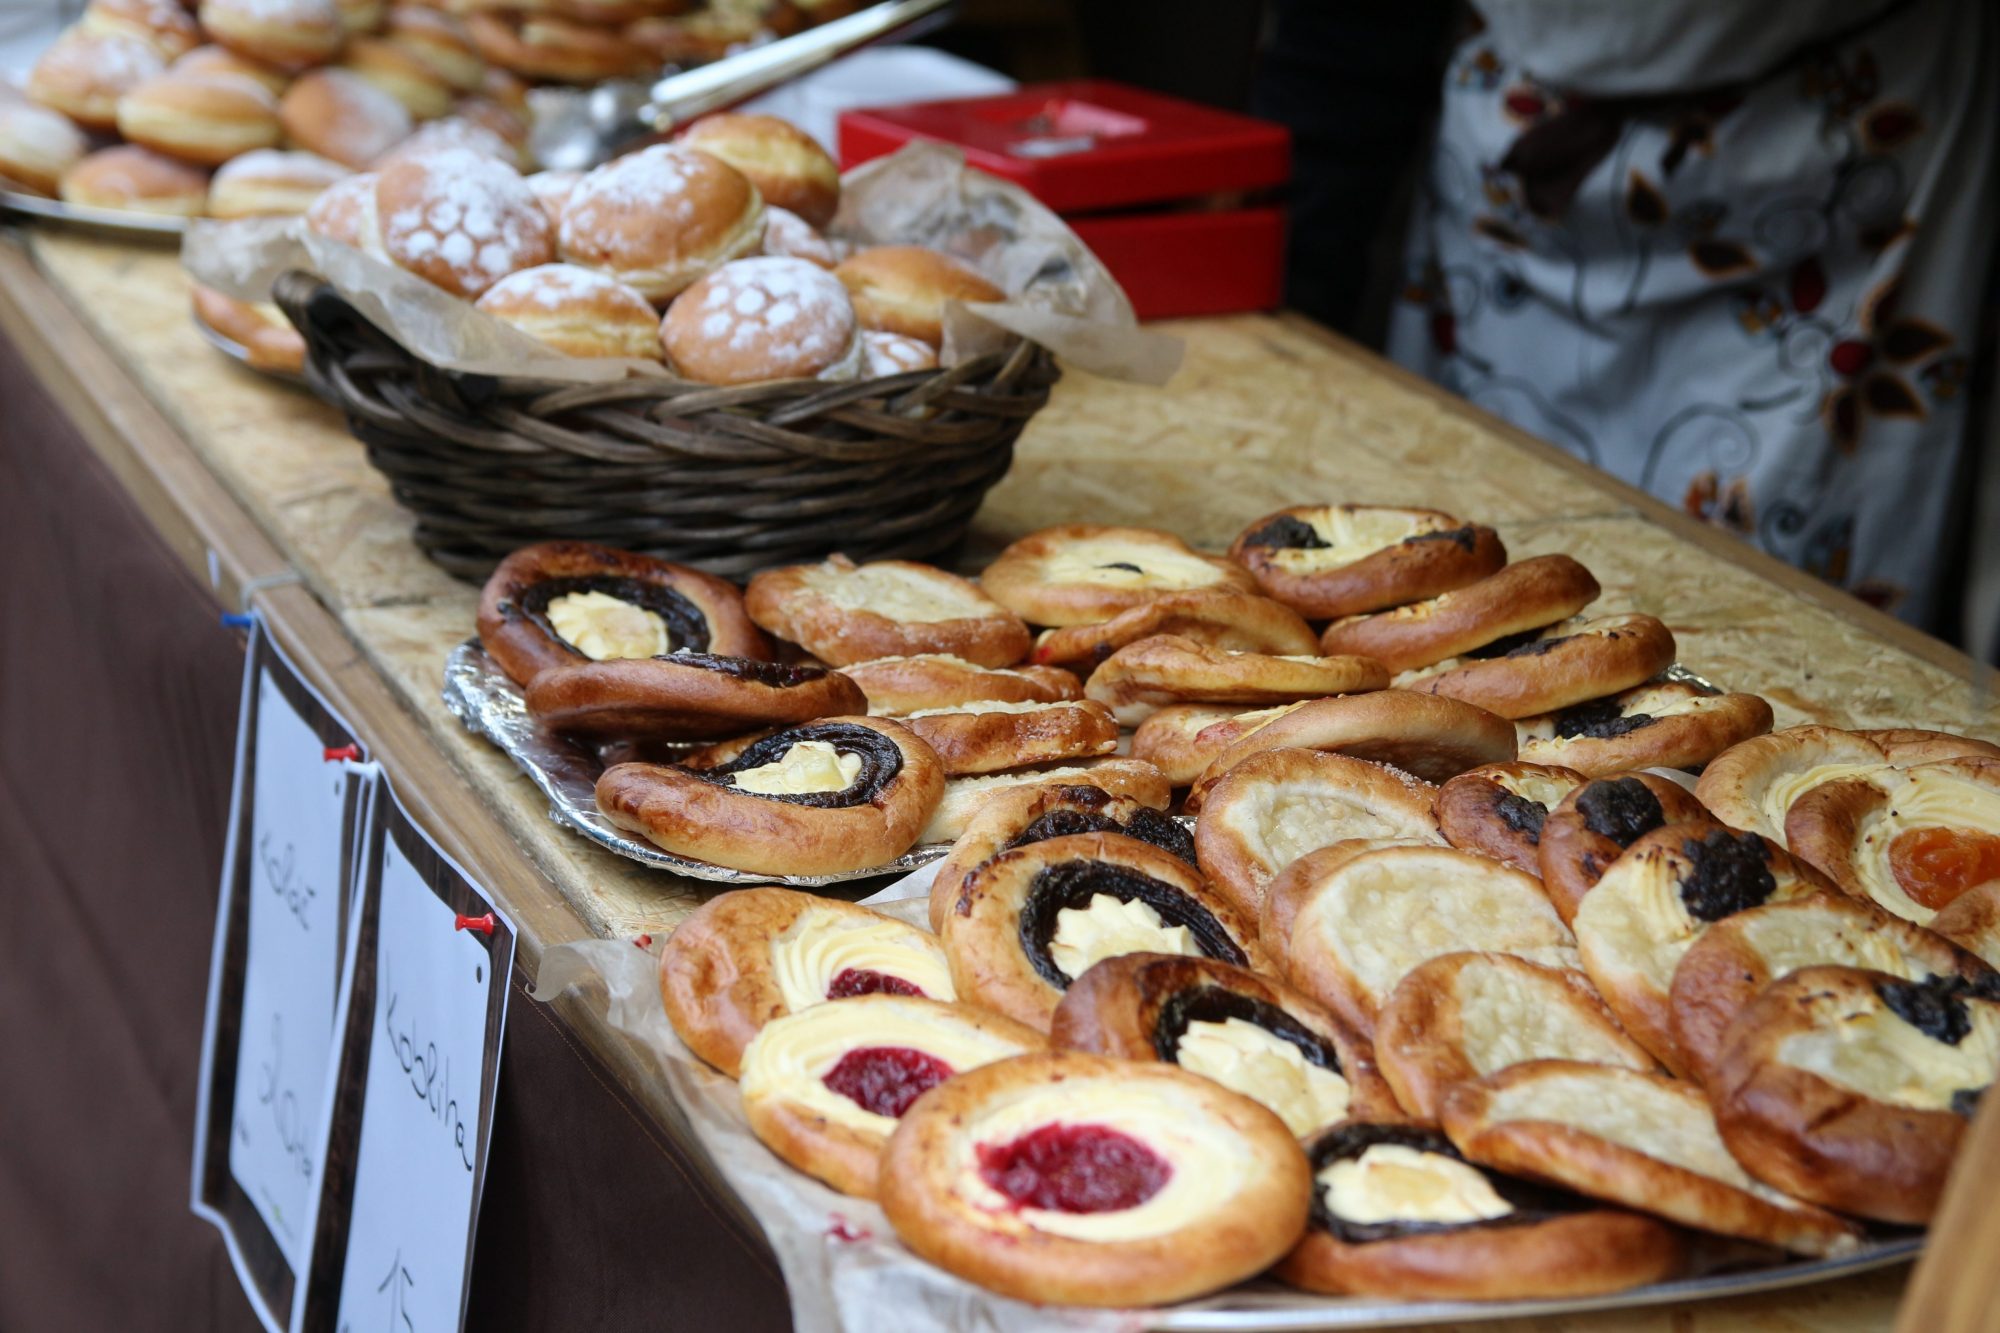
[6,221,1988,1332]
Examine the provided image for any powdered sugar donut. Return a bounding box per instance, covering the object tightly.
[303,169,383,253]
[762,205,837,267]
[209,147,349,217]
[279,68,412,168]
[199,0,343,72]
[558,143,765,302]
[82,0,202,61]
[661,255,861,384]
[376,116,516,169]
[27,30,165,132]
[860,330,937,378]
[0,102,90,196]
[475,263,662,360]
[375,147,552,299]
[525,168,578,227]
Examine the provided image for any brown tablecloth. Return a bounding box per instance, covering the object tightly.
[0,330,791,1331]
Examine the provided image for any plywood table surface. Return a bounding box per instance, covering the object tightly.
[11,224,1994,1332]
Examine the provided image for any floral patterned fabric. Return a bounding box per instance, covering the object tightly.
[1390,0,1998,626]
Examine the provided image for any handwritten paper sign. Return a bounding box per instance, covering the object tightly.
[194,616,371,1333]
[295,780,514,1333]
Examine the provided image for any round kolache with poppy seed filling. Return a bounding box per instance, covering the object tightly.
[981,525,1259,628]
[920,757,1173,845]
[596,716,944,875]
[941,832,1268,1030]
[1275,1120,1684,1299]
[477,540,769,686]
[1515,681,1774,777]
[1401,614,1678,719]
[524,652,865,740]
[1050,952,1400,1135]
[1317,554,1601,673]
[1536,773,1712,925]
[1435,761,1585,876]
[1228,505,1506,619]
[744,555,1030,668]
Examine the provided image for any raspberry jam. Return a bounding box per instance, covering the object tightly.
[825,967,926,999]
[1890,827,2000,911]
[977,1124,1171,1213]
[822,1047,954,1118]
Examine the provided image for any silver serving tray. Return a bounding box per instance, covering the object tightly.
[0,187,189,237]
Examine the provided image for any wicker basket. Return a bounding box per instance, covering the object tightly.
[271,270,1059,582]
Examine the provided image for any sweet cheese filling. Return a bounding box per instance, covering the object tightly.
[545,589,670,660]
[1778,996,2000,1112]
[1734,902,1941,983]
[1451,957,1652,1076]
[1318,1144,1513,1226]
[1174,1017,1351,1135]
[904,699,1071,719]
[1048,894,1198,980]
[1038,539,1229,590]
[1517,689,1724,745]
[1758,760,1887,843]
[1224,782,1439,873]
[1576,838,1807,993]
[1490,768,1582,810]
[804,564,995,622]
[728,741,862,795]
[769,907,954,1013]
[1267,509,1442,574]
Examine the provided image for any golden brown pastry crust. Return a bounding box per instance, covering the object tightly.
[838,654,1080,716]
[277,67,411,169]
[926,783,1187,932]
[877,1051,1313,1307]
[1536,773,1713,925]
[903,699,1120,776]
[1275,1120,1683,1300]
[1129,704,1258,784]
[1229,505,1507,619]
[1318,554,1601,673]
[1030,588,1318,672]
[921,757,1172,845]
[1184,689,1517,810]
[557,142,765,301]
[1441,1060,1861,1257]
[744,555,1031,669]
[464,11,656,81]
[59,143,209,214]
[1784,756,2000,924]
[1404,614,1677,719]
[940,832,1268,1030]
[191,285,307,374]
[982,524,1259,628]
[832,244,1003,346]
[1710,966,1996,1225]
[1195,748,1442,922]
[477,540,769,686]
[660,255,861,384]
[1515,682,1774,777]
[1374,951,1655,1121]
[597,716,944,875]
[679,111,840,228]
[523,653,865,740]
[0,101,89,196]
[116,71,281,165]
[1668,893,1985,1090]
[199,0,343,71]
[739,995,1045,1198]
[659,888,952,1077]
[1434,761,1585,876]
[1932,882,2000,969]
[1695,724,2000,842]
[27,30,166,132]
[1084,634,1390,727]
[472,262,664,361]
[1049,952,1400,1125]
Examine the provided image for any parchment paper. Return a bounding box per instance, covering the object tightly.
[182,141,1181,387]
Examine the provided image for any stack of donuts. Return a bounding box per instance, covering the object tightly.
[475,502,2000,1307]
[456,0,857,88]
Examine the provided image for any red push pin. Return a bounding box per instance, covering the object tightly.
[453,912,496,936]
[323,744,362,762]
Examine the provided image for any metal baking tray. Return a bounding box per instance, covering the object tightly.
[0,187,189,237]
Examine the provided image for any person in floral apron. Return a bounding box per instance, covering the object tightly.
[1390,0,1997,636]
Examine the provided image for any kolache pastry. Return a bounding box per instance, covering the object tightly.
[1275,1120,1682,1300]
[1669,893,1988,1090]
[1571,823,1829,1073]
[1783,756,2000,924]
[558,143,764,302]
[921,757,1171,845]
[744,555,1030,669]
[1318,554,1601,673]
[115,71,281,166]
[1535,773,1712,924]
[525,653,866,740]
[26,30,165,131]
[739,993,1044,1198]
[60,144,209,215]
[198,0,343,71]
[1515,681,1774,777]
[377,147,552,299]
[1083,634,1389,727]
[1709,966,2000,1224]
[1403,613,1678,719]
[1030,587,1318,672]
[878,1051,1312,1308]
[1440,1061,1860,1256]
[191,285,307,373]
[1050,953,1400,1135]
[660,255,862,384]
[278,68,412,169]
[982,524,1259,628]
[599,716,945,874]
[1262,842,1577,1039]
[0,102,90,197]
[476,539,769,686]
[473,263,663,360]
[838,653,1081,717]
[1229,505,1506,619]
[1373,952,1656,1121]
[207,147,349,217]
[762,204,840,268]
[940,832,1266,1029]
[1434,761,1585,876]
[927,782,1189,933]
[900,699,1119,777]
[661,887,955,1077]
[1195,749,1442,921]
[1184,689,1517,810]
[679,112,840,228]
[834,244,1004,347]
[1130,704,1266,785]
[1694,723,2000,843]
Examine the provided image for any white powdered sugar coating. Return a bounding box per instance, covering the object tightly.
[289,69,411,165]
[0,102,89,161]
[378,146,549,297]
[860,330,936,377]
[381,116,512,167]
[480,262,651,314]
[304,169,379,246]
[761,206,835,267]
[213,147,348,187]
[664,255,857,382]
[38,31,164,92]
[205,0,337,27]
[559,143,734,260]
[526,168,579,224]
